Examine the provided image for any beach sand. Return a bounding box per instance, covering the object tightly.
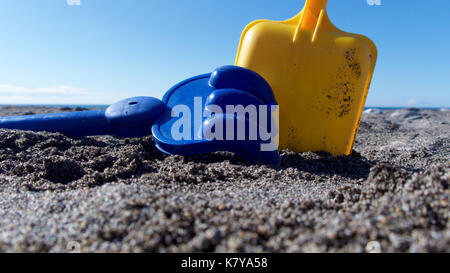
[0,106,448,253]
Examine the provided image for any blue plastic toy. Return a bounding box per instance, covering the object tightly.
[0,66,280,166]
[0,97,164,138]
[153,65,279,165]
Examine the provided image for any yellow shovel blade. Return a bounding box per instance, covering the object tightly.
[236,0,377,156]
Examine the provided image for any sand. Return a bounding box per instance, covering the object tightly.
[0,106,448,253]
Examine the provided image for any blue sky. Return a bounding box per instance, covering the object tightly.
[0,0,448,107]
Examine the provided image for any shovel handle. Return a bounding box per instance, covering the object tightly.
[304,0,328,13]
[293,0,329,42]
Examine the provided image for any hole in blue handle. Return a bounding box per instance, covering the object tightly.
[128,102,138,105]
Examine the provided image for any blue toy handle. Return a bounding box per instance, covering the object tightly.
[0,97,165,138]
[0,110,111,137]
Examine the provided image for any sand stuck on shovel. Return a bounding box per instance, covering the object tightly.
[0,106,448,253]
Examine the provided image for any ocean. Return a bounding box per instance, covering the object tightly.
[0,105,447,111]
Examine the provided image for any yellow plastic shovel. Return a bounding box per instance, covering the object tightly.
[236,0,377,156]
